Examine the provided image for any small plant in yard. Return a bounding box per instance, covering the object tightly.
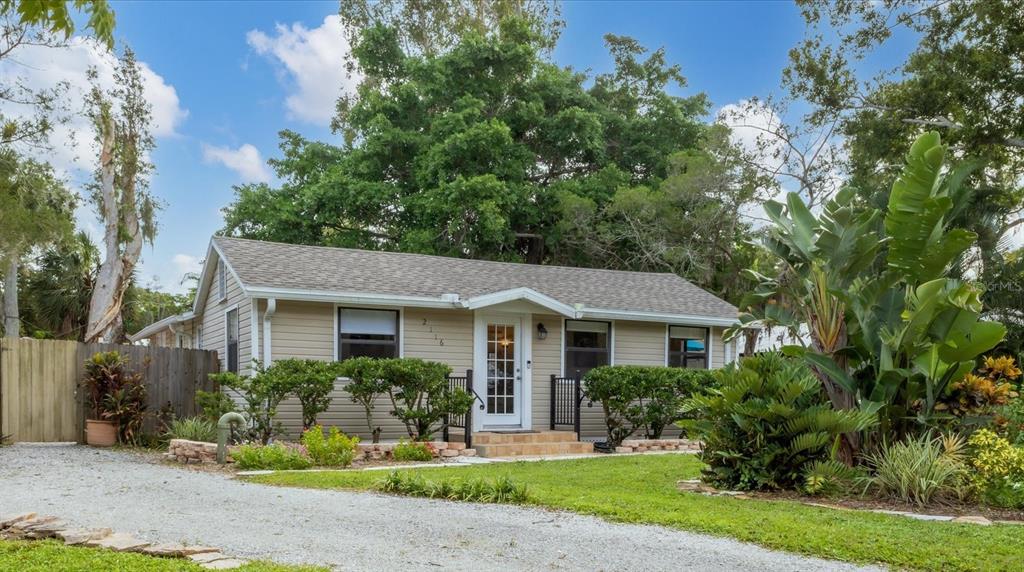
[377,358,474,440]
[195,388,237,423]
[684,353,877,491]
[802,459,865,496]
[337,357,387,443]
[261,359,337,429]
[377,471,529,503]
[209,365,291,445]
[392,439,434,462]
[231,442,312,471]
[165,416,217,442]
[967,428,1024,508]
[859,433,970,507]
[301,425,359,467]
[996,397,1024,446]
[585,366,714,447]
[81,351,149,445]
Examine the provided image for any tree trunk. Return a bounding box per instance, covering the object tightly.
[85,112,123,343]
[2,256,19,338]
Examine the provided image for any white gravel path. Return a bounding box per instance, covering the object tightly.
[0,444,881,571]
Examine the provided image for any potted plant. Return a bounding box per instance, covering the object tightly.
[81,351,147,446]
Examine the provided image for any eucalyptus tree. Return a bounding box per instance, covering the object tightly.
[83,48,158,343]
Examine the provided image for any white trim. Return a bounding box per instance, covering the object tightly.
[333,304,404,361]
[664,323,670,366]
[263,298,276,367]
[250,298,260,365]
[708,326,714,368]
[223,303,240,373]
[473,311,529,431]
[463,288,576,317]
[577,307,736,327]
[665,324,713,369]
[249,286,458,308]
[127,311,194,342]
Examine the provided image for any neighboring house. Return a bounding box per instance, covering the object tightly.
[130,236,739,442]
[129,312,195,348]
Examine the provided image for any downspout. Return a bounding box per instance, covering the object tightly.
[262,298,276,367]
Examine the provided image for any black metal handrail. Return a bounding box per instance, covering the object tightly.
[443,369,474,448]
[550,370,582,437]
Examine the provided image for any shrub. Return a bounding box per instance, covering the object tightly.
[377,358,474,440]
[165,417,217,442]
[936,356,1019,429]
[996,398,1024,446]
[967,429,1024,508]
[377,471,529,503]
[195,389,237,424]
[81,351,148,444]
[393,439,434,462]
[684,353,877,491]
[584,366,714,446]
[301,425,359,467]
[860,434,969,507]
[262,359,336,429]
[209,364,291,445]
[802,459,865,496]
[231,442,312,470]
[337,357,387,443]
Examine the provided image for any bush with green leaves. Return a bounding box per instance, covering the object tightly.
[998,398,1024,446]
[262,359,337,429]
[337,357,388,443]
[165,416,217,443]
[301,425,359,467]
[860,434,970,507]
[377,471,529,503]
[81,351,148,445]
[231,442,312,470]
[684,353,877,491]
[967,429,1024,508]
[209,364,292,445]
[195,389,237,423]
[377,358,474,440]
[393,439,435,462]
[584,365,714,446]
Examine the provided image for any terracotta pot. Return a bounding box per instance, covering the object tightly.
[85,419,118,447]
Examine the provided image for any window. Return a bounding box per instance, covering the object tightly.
[564,320,610,376]
[668,326,708,369]
[226,308,239,373]
[217,261,226,301]
[338,308,399,360]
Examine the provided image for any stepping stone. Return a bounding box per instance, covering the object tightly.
[952,515,992,526]
[56,528,113,545]
[0,513,36,529]
[86,532,151,551]
[141,543,219,557]
[22,519,68,539]
[201,559,248,569]
[190,552,232,564]
[4,516,60,539]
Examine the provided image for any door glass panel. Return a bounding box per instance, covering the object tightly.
[486,323,515,415]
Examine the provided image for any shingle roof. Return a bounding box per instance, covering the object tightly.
[213,236,737,319]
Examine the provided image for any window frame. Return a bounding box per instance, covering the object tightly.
[666,325,710,370]
[562,319,612,377]
[336,307,401,361]
[224,306,239,373]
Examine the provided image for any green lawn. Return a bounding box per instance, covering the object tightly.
[248,455,1023,571]
[0,539,327,572]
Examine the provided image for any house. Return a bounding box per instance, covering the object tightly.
[131,236,739,446]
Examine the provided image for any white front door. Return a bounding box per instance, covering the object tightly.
[475,314,525,428]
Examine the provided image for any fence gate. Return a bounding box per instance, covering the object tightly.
[0,338,219,443]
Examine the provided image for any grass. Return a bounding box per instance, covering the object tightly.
[248,455,1024,571]
[0,539,327,572]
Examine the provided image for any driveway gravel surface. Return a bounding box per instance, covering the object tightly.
[0,444,881,571]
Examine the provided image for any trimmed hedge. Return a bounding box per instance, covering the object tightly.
[583,366,715,447]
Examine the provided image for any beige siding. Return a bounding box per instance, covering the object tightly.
[403,308,473,372]
[613,320,666,366]
[197,261,251,375]
[530,315,562,430]
[269,300,334,361]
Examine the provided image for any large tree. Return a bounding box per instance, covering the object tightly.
[0,149,74,337]
[84,48,158,343]
[225,18,711,267]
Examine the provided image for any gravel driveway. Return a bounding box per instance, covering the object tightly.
[1,444,880,571]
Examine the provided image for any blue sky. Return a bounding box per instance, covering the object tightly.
[44,1,896,294]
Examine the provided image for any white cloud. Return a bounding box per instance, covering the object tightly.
[246,14,358,126]
[172,253,202,276]
[201,142,272,183]
[0,37,188,176]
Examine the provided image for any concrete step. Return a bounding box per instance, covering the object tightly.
[474,430,579,445]
[474,441,595,458]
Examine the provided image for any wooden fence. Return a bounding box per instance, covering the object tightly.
[0,338,219,443]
